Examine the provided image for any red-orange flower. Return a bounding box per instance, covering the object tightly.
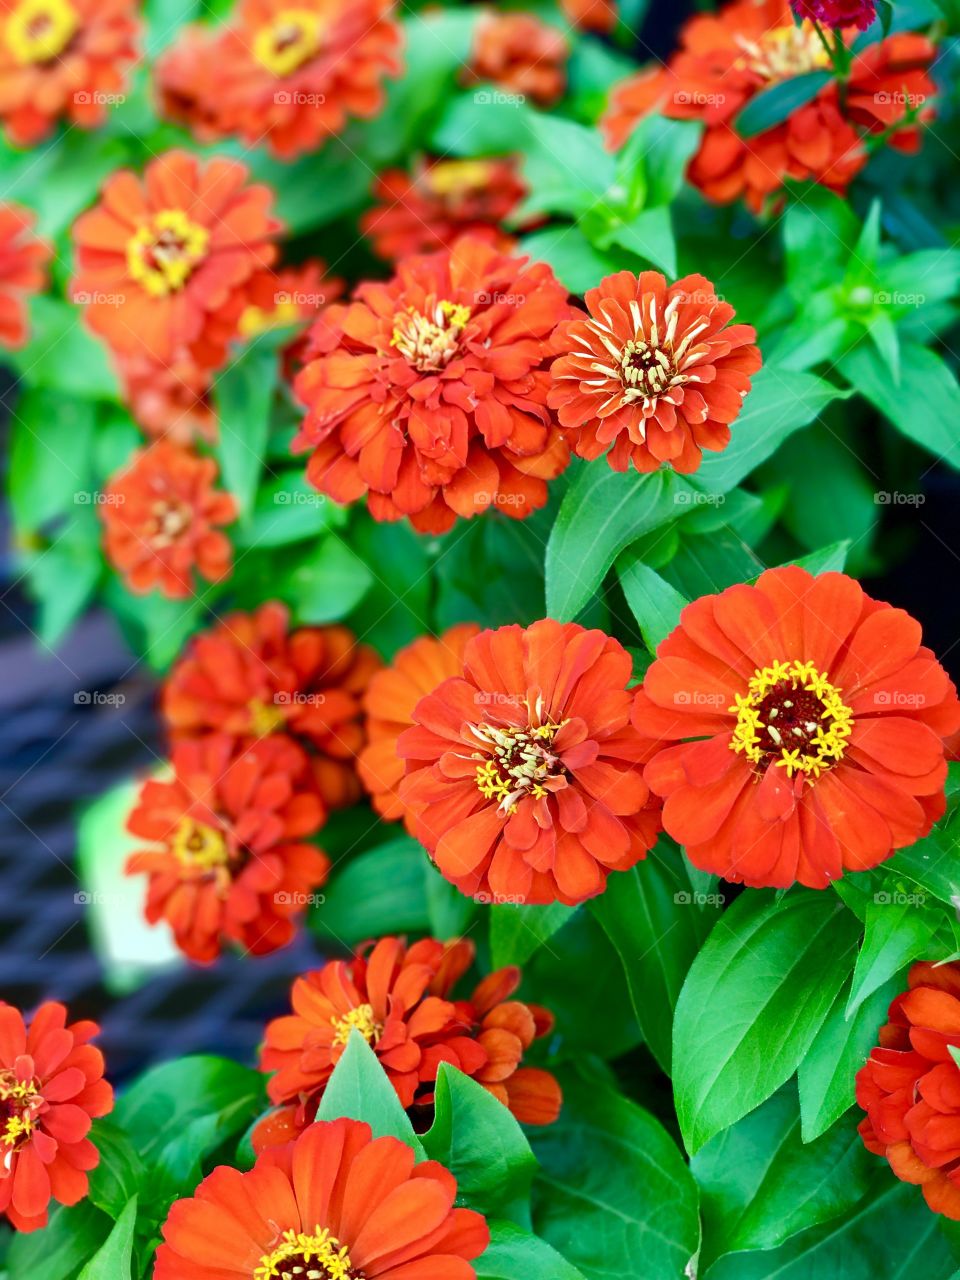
[0,0,139,146]
[857,961,960,1219]
[100,440,237,599]
[359,624,480,829]
[154,1118,490,1279]
[398,620,662,906]
[632,567,960,889]
[115,348,217,445]
[239,258,344,374]
[293,236,573,534]
[126,733,329,964]
[465,12,568,108]
[549,269,761,475]
[162,602,381,810]
[155,0,403,159]
[560,0,617,32]
[362,157,527,261]
[0,202,48,349]
[0,1001,113,1233]
[72,150,282,366]
[601,0,937,212]
[255,935,560,1150]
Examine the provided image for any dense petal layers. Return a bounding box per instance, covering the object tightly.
[0,1001,113,1233]
[793,0,876,28]
[464,12,568,107]
[125,733,329,963]
[632,566,960,889]
[398,619,662,905]
[0,202,49,349]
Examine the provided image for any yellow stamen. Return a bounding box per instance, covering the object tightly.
[247,697,287,737]
[5,0,78,65]
[391,300,471,372]
[126,209,210,299]
[171,818,229,872]
[0,1071,42,1153]
[424,159,494,198]
[330,1003,381,1049]
[255,1226,357,1280]
[735,24,831,82]
[472,706,567,813]
[253,8,324,77]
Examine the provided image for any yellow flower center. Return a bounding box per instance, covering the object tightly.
[730,659,854,780]
[0,1070,42,1157]
[5,0,78,65]
[255,1227,360,1280]
[126,210,210,298]
[148,499,192,550]
[247,697,287,737]
[423,159,495,200]
[253,8,324,77]
[239,298,302,340]
[391,300,472,372]
[472,716,566,813]
[330,1003,381,1049]
[171,817,229,872]
[735,24,832,83]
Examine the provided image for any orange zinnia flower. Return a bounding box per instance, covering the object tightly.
[560,0,618,31]
[100,440,237,599]
[398,620,662,905]
[601,0,936,212]
[0,1001,113,1233]
[293,236,573,534]
[549,269,761,475]
[358,624,480,829]
[71,150,282,366]
[162,602,381,810]
[632,567,960,889]
[115,348,217,445]
[0,0,139,146]
[465,12,568,108]
[857,961,960,1219]
[155,0,403,159]
[126,734,329,964]
[361,157,527,261]
[154,1118,490,1279]
[254,935,560,1151]
[0,202,48,349]
[239,258,344,377]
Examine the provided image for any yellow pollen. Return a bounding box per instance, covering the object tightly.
[126,209,210,298]
[0,1071,42,1153]
[253,8,324,77]
[424,159,494,198]
[171,817,229,872]
[330,1003,381,1049]
[239,298,302,339]
[390,300,471,372]
[5,0,78,65]
[735,24,831,82]
[729,659,854,781]
[472,710,567,813]
[247,697,287,737]
[255,1226,359,1280]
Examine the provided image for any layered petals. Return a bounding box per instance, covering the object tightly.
[0,202,49,349]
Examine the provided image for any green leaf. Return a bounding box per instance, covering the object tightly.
[234,471,341,548]
[86,1121,145,1220]
[20,512,102,646]
[846,886,941,1017]
[5,297,118,399]
[615,115,702,208]
[311,837,431,946]
[775,425,878,560]
[519,225,624,295]
[317,1031,425,1156]
[591,840,718,1074]
[783,189,862,297]
[489,903,577,968]
[248,142,371,234]
[8,389,97,533]
[531,1071,700,1280]
[425,864,477,937]
[279,536,374,624]
[5,1202,110,1280]
[423,1065,537,1220]
[77,1196,137,1280]
[518,115,616,219]
[736,72,833,137]
[673,891,861,1154]
[603,205,678,275]
[617,556,688,654]
[478,1220,587,1280]
[784,541,851,575]
[798,975,900,1142]
[214,343,279,516]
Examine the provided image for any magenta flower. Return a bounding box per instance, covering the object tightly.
[791,0,877,30]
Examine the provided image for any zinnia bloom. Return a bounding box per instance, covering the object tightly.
[255,935,560,1150]
[154,1117,490,1279]
[155,0,402,159]
[0,0,139,146]
[0,202,48,349]
[465,12,568,108]
[560,0,618,32]
[793,0,876,29]
[71,150,282,366]
[548,270,761,475]
[0,1001,113,1233]
[857,961,960,1219]
[358,624,480,829]
[398,620,662,905]
[632,567,960,889]
[162,602,380,810]
[361,157,527,261]
[115,348,217,445]
[293,236,573,534]
[239,259,344,376]
[601,0,936,212]
[100,440,237,599]
[126,733,329,964]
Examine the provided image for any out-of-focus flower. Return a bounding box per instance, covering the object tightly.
[293,236,573,534]
[115,349,218,446]
[399,619,662,905]
[155,0,403,159]
[792,0,876,30]
[100,440,237,599]
[0,202,49,349]
[560,0,618,32]
[0,1001,113,1233]
[154,1118,490,1280]
[239,258,344,374]
[858,961,960,1219]
[359,624,480,829]
[72,150,282,366]
[126,733,329,964]
[601,0,936,212]
[254,935,560,1150]
[465,11,568,108]
[161,601,381,809]
[633,566,960,888]
[549,269,761,475]
[0,0,139,145]
[362,156,527,261]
